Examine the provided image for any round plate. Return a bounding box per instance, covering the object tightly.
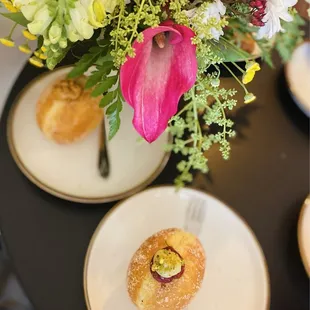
[84,186,270,310]
[285,41,310,117]
[298,195,310,277]
[7,67,170,203]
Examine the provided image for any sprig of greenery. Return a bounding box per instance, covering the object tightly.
[107,0,167,67]
[167,72,237,187]
[256,38,274,67]
[0,12,28,27]
[275,9,305,62]
[68,40,124,139]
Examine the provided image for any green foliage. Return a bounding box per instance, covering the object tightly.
[213,38,251,63]
[105,84,124,140]
[256,38,274,67]
[0,0,304,187]
[168,72,237,187]
[107,0,167,67]
[67,46,103,78]
[91,74,117,96]
[46,43,72,70]
[0,12,28,27]
[275,10,305,62]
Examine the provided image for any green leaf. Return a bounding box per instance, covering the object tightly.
[217,40,251,62]
[91,75,118,97]
[256,39,274,68]
[46,44,72,70]
[37,35,44,50]
[97,38,110,47]
[85,70,104,89]
[95,54,113,66]
[107,108,121,140]
[275,10,305,63]
[99,91,116,108]
[85,61,114,89]
[1,12,28,27]
[106,101,118,115]
[67,47,102,78]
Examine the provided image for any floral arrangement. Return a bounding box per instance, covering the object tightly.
[0,0,306,185]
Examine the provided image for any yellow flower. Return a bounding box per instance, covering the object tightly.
[244,93,256,104]
[39,53,47,60]
[242,61,261,84]
[0,0,18,12]
[18,44,31,54]
[29,56,44,68]
[34,50,47,60]
[0,37,15,47]
[242,70,255,84]
[22,29,37,41]
[41,46,47,53]
[245,61,261,72]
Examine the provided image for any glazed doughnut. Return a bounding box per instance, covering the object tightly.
[127,228,206,309]
[36,75,103,144]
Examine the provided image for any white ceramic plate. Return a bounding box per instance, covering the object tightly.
[285,41,310,117]
[298,195,310,277]
[84,186,270,310]
[7,67,170,203]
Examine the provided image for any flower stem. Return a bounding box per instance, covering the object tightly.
[220,37,250,59]
[222,62,248,94]
[215,96,227,140]
[231,61,245,73]
[8,23,17,38]
[191,87,202,148]
[129,0,146,45]
[115,3,124,50]
[173,101,192,119]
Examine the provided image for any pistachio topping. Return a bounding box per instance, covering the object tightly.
[151,248,184,278]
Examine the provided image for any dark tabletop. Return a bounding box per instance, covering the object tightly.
[0,53,309,310]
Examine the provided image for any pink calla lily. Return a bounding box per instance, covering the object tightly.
[120,21,198,143]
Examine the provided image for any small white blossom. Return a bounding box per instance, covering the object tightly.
[185,0,226,40]
[257,0,298,39]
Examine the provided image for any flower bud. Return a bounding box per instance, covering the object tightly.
[49,22,62,44]
[244,93,256,104]
[211,78,220,87]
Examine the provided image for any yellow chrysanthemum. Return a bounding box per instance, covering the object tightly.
[22,29,37,41]
[29,56,44,68]
[0,0,18,12]
[242,70,255,84]
[0,37,15,47]
[244,93,256,104]
[18,44,32,54]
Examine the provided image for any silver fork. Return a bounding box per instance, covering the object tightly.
[184,198,207,236]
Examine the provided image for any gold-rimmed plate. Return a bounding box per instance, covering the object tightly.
[298,195,310,277]
[7,66,170,203]
[285,40,310,117]
[84,186,270,310]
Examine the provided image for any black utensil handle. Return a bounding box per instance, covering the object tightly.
[98,146,110,177]
[98,121,110,178]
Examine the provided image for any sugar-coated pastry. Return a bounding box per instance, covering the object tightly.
[36,75,103,144]
[127,228,206,309]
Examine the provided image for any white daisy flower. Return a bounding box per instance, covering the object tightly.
[257,0,298,39]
